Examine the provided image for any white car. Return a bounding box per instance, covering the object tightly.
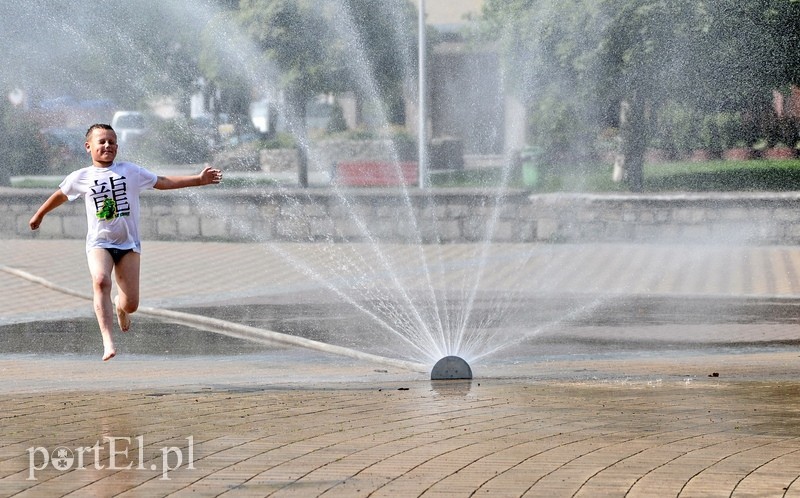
[111,111,146,145]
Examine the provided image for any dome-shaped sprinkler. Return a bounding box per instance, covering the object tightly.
[430,356,472,380]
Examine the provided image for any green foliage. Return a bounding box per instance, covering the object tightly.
[555,158,800,192]
[528,95,597,172]
[476,0,608,172]
[236,0,336,107]
[213,176,277,188]
[644,159,800,191]
[0,101,49,183]
[331,0,418,125]
[232,0,417,128]
[0,2,205,108]
[650,103,694,155]
[475,0,800,190]
[429,157,800,192]
[198,10,258,123]
[699,114,721,154]
[259,132,296,149]
[326,101,348,134]
[690,2,800,114]
[768,117,800,147]
[652,107,762,157]
[139,118,212,164]
[716,112,750,149]
[386,127,416,143]
[476,0,603,100]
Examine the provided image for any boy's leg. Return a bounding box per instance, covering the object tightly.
[87,249,117,361]
[113,251,141,333]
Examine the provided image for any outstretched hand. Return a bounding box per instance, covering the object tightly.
[199,166,223,185]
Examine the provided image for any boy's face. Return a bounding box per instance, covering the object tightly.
[85,128,118,167]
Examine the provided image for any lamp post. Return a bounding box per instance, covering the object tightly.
[417,0,428,188]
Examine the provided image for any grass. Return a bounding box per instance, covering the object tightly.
[533,158,800,193]
[640,158,800,191]
[9,178,61,189]
[9,158,800,192]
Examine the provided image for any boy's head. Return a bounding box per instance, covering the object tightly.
[85,124,118,167]
[85,123,114,140]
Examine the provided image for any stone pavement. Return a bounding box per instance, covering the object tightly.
[1,239,800,496]
[5,239,800,323]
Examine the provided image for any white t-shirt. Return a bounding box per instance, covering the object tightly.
[60,162,158,253]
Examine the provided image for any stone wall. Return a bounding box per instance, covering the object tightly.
[4,188,800,245]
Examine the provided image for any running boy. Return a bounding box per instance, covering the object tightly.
[29,123,223,361]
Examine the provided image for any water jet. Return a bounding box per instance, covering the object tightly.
[2,1,552,372]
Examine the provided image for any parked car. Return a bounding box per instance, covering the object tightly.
[111,111,146,146]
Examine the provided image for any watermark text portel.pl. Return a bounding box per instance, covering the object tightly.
[27,436,194,481]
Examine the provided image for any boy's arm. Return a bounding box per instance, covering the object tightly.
[29,190,68,230]
[154,165,223,190]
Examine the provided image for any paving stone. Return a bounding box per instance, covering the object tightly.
[3,240,800,495]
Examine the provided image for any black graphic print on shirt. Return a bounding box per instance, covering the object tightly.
[91,175,130,220]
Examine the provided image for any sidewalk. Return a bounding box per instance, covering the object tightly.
[5,239,800,322]
[2,239,800,497]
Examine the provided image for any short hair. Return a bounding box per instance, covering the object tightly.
[85,123,115,140]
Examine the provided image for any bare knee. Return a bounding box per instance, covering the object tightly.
[92,273,113,295]
[118,295,139,314]
[125,299,139,314]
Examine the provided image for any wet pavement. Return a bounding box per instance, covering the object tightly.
[1,239,800,496]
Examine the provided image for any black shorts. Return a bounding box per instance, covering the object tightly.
[105,248,134,264]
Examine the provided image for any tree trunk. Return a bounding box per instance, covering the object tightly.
[612,94,648,192]
[287,87,309,188]
[296,143,308,188]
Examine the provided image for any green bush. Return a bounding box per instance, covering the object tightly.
[772,117,799,147]
[326,101,348,134]
[0,103,49,182]
[651,103,699,156]
[699,114,721,155]
[259,132,296,150]
[139,118,212,164]
[527,95,597,173]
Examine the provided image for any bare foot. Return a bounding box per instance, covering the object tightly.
[115,295,131,332]
[103,346,116,361]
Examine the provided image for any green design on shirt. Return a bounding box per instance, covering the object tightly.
[96,198,117,220]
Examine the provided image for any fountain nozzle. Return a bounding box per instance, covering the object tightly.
[430,356,472,380]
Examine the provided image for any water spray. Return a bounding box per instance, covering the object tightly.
[0,265,429,374]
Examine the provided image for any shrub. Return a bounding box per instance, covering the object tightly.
[326,101,348,134]
[139,117,212,164]
[0,102,49,182]
[259,132,296,150]
[527,95,597,173]
[651,103,699,157]
[716,112,748,149]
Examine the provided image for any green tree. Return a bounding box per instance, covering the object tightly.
[235,0,335,186]
[477,0,800,191]
[328,0,418,126]
[232,0,418,185]
[0,1,206,108]
[237,0,334,116]
[598,1,712,190]
[198,7,258,143]
[474,0,607,174]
